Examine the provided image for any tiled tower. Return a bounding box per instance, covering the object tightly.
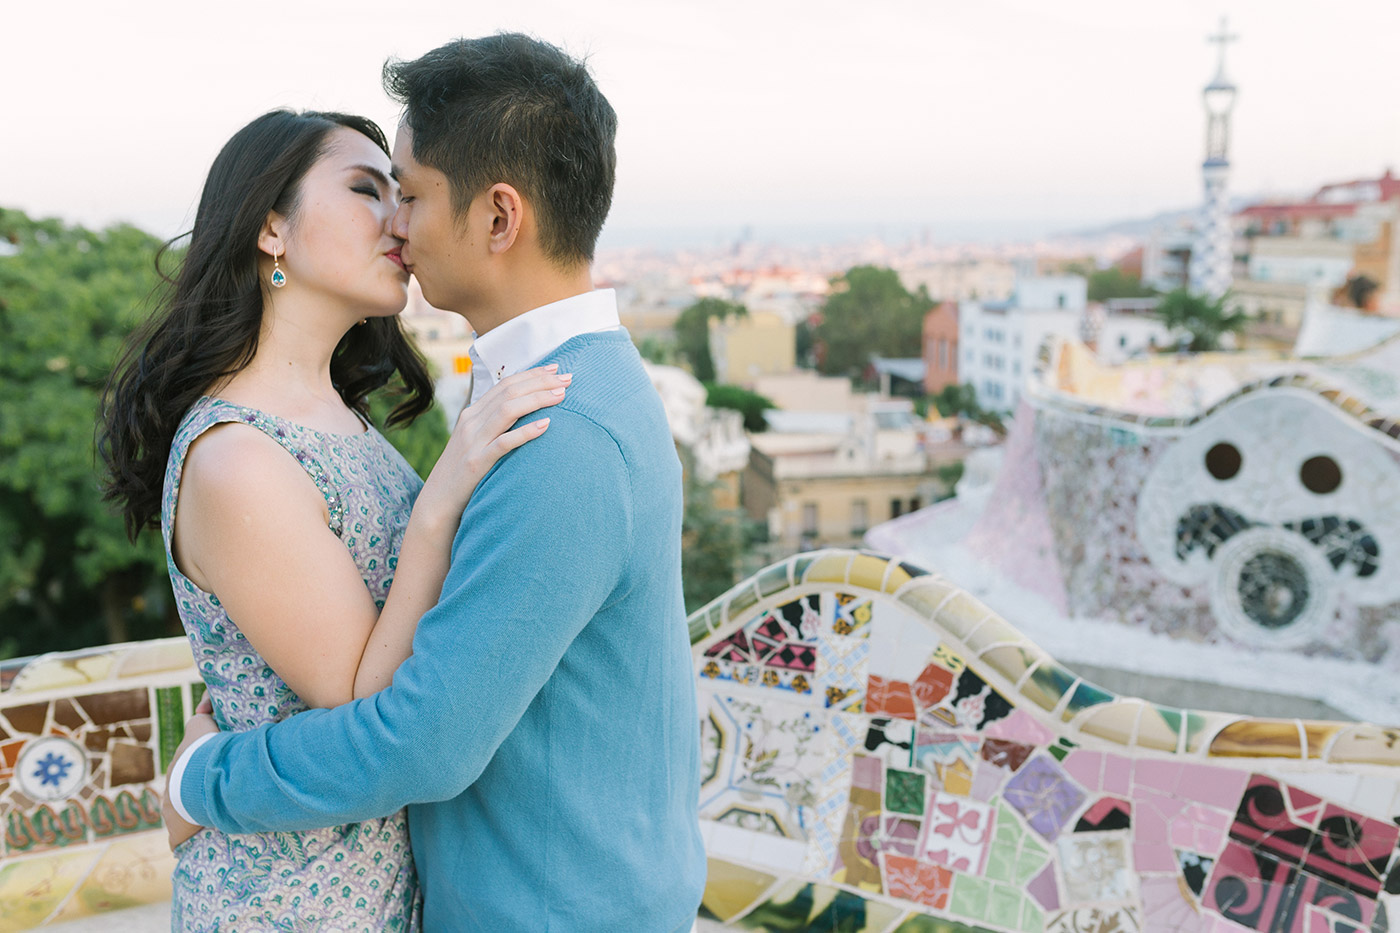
[1188,19,1239,300]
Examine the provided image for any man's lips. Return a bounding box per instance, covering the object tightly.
[386,250,406,271]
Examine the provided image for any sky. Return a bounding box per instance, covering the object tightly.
[5,0,1398,248]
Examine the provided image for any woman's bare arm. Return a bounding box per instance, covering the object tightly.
[172,366,571,709]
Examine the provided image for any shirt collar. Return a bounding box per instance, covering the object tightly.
[468,289,619,400]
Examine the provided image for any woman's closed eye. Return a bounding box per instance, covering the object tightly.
[352,184,381,201]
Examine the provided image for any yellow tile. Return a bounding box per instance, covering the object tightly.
[701,858,778,923]
[47,832,174,923]
[0,847,102,932]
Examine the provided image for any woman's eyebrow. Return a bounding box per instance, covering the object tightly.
[349,164,395,190]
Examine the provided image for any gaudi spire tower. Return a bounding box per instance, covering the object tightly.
[1188,18,1239,299]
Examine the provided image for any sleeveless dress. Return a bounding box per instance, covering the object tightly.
[162,396,425,932]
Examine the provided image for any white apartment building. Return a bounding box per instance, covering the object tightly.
[957,277,1086,410]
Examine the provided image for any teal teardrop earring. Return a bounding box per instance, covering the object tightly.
[270,248,287,288]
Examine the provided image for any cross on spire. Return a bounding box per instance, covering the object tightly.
[1208,17,1239,77]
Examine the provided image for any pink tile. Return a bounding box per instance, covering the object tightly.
[1170,820,1196,850]
[1134,837,1179,872]
[1133,759,1183,795]
[1061,750,1103,791]
[1139,876,1197,932]
[1102,753,1132,796]
[1135,807,1170,845]
[1180,803,1231,834]
[1177,763,1248,810]
[983,708,1054,746]
[1195,825,1225,856]
[1139,788,1188,821]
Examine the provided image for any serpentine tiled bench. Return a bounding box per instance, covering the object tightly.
[4,550,1400,931]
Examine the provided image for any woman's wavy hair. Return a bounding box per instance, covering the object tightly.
[99,110,433,539]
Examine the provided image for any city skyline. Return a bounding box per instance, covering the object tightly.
[7,0,1399,248]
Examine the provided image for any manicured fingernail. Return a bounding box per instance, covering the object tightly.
[559,373,573,383]
[536,418,550,429]
[545,363,559,372]
[551,387,566,396]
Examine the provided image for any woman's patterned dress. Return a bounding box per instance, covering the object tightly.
[162,396,424,932]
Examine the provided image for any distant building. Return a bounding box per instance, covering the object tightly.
[743,396,947,553]
[709,311,797,387]
[921,301,959,395]
[643,362,750,509]
[957,276,1087,410]
[396,279,475,421]
[898,257,1018,303]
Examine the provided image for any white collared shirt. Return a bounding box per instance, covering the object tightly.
[467,289,620,405]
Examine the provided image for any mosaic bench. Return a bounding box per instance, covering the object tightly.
[4,549,1400,931]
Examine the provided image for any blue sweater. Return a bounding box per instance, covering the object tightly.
[180,331,706,932]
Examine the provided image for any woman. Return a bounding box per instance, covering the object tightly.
[98,110,570,930]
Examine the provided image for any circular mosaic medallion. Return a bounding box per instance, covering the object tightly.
[15,735,88,802]
[1211,527,1335,648]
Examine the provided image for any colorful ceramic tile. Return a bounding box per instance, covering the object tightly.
[832,594,874,638]
[864,717,915,768]
[833,786,884,892]
[886,768,926,816]
[868,675,918,721]
[816,626,869,712]
[1058,830,1136,904]
[912,662,956,710]
[885,855,954,910]
[984,708,1056,747]
[1027,862,1061,911]
[1138,875,1199,932]
[1075,796,1132,832]
[982,738,1034,772]
[698,694,824,841]
[1003,755,1088,841]
[1045,906,1142,933]
[732,878,902,931]
[1178,849,1215,898]
[921,791,996,874]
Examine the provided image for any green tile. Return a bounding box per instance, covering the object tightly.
[1047,744,1069,761]
[886,768,926,816]
[155,685,184,773]
[984,843,1015,883]
[950,875,991,922]
[190,681,206,705]
[1014,846,1050,886]
[988,885,1022,929]
[1020,900,1045,933]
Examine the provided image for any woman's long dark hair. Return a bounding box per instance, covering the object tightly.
[99,110,434,539]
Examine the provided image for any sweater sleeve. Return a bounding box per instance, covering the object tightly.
[179,410,632,831]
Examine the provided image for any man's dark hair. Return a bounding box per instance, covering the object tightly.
[384,34,617,266]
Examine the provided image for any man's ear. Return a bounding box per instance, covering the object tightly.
[257,211,289,259]
[486,183,524,255]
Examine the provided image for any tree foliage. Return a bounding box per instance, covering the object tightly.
[1086,267,1156,302]
[0,208,175,657]
[928,382,1006,434]
[681,474,751,614]
[704,383,774,433]
[814,266,931,379]
[368,386,450,479]
[0,208,453,660]
[1156,288,1249,352]
[674,297,746,383]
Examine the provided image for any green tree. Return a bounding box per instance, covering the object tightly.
[1157,288,1249,352]
[674,297,746,382]
[681,474,752,613]
[928,383,1006,435]
[368,386,450,478]
[0,209,175,657]
[1087,267,1156,302]
[704,383,774,433]
[814,266,931,379]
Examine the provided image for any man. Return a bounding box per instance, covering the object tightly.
[163,34,706,931]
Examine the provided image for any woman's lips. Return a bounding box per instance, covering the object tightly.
[386,251,406,271]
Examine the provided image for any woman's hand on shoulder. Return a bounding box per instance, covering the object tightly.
[415,364,571,522]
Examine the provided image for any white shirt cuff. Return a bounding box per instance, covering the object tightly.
[167,732,218,825]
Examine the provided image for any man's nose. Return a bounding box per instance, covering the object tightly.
[390,203,409,239]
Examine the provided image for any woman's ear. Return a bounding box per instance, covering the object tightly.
[257,211,289,259]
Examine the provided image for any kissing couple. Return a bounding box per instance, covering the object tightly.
[100,33,706,932]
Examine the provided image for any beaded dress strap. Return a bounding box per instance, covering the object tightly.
[217,405,347,538]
